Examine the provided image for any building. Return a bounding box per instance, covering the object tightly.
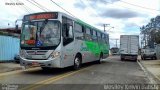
[0,27,21,62]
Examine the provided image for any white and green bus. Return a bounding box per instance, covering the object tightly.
[20,12,109,70]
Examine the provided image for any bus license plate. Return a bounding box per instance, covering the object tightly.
[32,62,40,67]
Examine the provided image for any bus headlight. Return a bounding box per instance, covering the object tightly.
[50,51,60,58]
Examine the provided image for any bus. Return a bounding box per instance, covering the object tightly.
[20,12,109,70]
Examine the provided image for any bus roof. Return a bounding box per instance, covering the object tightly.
[75,19,108,35]
[23,12,108,35]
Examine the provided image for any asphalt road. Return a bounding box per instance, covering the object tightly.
[0,56,150,90]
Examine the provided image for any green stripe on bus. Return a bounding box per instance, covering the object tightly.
[84,41,109,56]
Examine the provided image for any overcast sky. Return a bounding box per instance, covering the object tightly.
[0,0,159,47]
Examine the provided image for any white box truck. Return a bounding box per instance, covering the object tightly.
[120,35,139,61]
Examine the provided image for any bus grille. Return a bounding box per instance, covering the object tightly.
[26,50,48,55]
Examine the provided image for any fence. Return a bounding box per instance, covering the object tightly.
[0,35,20,62]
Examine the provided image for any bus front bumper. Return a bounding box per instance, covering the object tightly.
[20,57,61,68]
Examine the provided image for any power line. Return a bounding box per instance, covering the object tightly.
[26,0,47,12]
[16,0,32,13]
[21,0,36,12]
[82,0,116,30]
[110,39,119,47]
[102,0,159,14]
[50,0,76,18]
[32,0,51,11]
[21,5,31,13]
[117,4,158,14]
[80,0,104,23]
[120,0,160,11]
[82,0,100,17]
[23,5,35,13]
[78,0,100,18]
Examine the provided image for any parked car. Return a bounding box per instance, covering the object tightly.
[141,48,157,60]
[14,54,20,63]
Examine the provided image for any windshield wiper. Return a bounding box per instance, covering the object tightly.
[40,19,48,34]
[28,21,32,31]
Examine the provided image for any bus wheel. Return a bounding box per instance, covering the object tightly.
[73,56,81,70]
[41,67,51,71]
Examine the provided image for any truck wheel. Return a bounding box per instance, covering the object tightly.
[155,57,157,60]
[135,58,137,62]
[143,57,146,60]
[153,56,157,60]
[121,57,123,61]
[121,56,124,61]
[73,55,81,70]
[120,55,125,61]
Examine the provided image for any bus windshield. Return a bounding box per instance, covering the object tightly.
[21,20,60,48]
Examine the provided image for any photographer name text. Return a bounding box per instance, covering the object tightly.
[5,2,24,6]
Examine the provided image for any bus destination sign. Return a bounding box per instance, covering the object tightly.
[24,12,58,21]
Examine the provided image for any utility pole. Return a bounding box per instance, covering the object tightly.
[15,19,22,30]
[115,39,118,48]
[8,23,10,28]
[103,24,110,32]
[110,38,119,48]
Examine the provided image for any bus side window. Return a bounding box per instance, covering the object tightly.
[74,23,84,40]
[62,23,74,46]
[85,28,92,41]
[62,24,67,37]
[62,16,74,46]
[63,24,73,37]
[102,34,105,43]
[69,25,73,38]
[104,35,109,44]
[92,30,97,42]
[106,35,109,44]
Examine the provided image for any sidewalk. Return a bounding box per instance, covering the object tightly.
[139,59,160,84]
[0,62,22,73]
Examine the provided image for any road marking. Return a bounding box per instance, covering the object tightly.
[20,67,91,90]
[0,67,40,79]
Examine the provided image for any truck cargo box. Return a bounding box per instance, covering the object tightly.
[120,35,139,61]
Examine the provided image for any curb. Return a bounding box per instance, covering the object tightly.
[137,59,160,84]
[0,61,22,73]
[0,67,23,74]
[0,60,16,63]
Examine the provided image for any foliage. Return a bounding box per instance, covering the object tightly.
[155,31,160,44]
[140,16,160,45]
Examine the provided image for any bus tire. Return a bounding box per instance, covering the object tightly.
[73,55,81,70]
[41,67,51,71]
